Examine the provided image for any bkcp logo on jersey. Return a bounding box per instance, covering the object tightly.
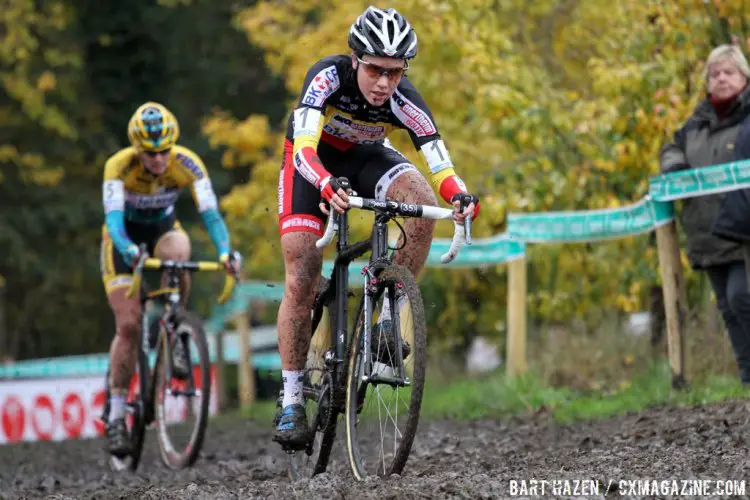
[302,66,341,107]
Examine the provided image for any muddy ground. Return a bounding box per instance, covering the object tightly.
[1,400,749,499]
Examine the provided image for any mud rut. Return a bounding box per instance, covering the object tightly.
[2,400,749,499]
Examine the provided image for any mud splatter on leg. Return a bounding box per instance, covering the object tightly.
[276,232,323,370]
[385,170,437,278]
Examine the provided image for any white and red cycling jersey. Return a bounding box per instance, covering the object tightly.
[284,54,469,204]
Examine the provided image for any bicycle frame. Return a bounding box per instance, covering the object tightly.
[126,252,236,423]
[104,248,235,472]
[313,195,471,398]
[136,268,190,424]
[321,207,392,395]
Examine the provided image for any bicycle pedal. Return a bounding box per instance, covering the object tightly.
[273,436,309,453]
[167,389,199,397]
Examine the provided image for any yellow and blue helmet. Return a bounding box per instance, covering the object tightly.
[127,102,180,152]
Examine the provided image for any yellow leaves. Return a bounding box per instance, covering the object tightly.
[24,168,64,186]
[0,145,17,162]
[221,151,234,169]
[516,130,531,148]
[19,152,43,169]
[615,294,639,314]
[220,184,254,217]
[1,0,80,178]
[236,0,360,90]
[622,354,635,367]
[4,72,77,138]
[202,112,272,167]
[98,34,112,47]
[0,145,64,186]
[1,1,73,65]
[594,159,616,172]
[208,0,729,320]
[36,71,56,92]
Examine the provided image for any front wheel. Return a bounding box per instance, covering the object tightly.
[154,310,212,469]
[345,264,427,479]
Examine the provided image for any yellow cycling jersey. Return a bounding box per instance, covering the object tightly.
[102,145,218,221]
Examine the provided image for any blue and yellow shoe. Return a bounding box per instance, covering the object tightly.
[272,403,310,451]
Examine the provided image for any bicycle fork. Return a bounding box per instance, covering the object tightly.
[357,214,410,388]
[359,274,410,389]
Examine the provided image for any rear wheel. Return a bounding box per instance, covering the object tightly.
[154,310,212,469]
[345,264,427,479]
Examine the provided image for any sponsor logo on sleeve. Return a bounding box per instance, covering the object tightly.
[390,90,437,137]
[175,153,205,180]
[302,66,340,107]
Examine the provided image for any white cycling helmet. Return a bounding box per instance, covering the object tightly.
[348,6,417,60]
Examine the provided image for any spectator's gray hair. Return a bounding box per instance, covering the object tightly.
[704,44,750,88]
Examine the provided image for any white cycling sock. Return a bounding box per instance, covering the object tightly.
[109,395,126,421]
[281,370,305,408]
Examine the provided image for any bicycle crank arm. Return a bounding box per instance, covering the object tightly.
[362,373,411,388]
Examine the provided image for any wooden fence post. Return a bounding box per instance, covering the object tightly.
[655,220,688,390]
[235,310,255,409]
[506,256,528,377]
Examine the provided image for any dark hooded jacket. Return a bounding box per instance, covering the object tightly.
[659,86,750,269]
[712,101,750,245]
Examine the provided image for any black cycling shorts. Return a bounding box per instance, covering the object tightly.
[277,138,418,236]
[100,214,186,293]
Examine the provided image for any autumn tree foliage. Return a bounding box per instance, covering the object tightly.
[203,0,746,343]
[4,0,746,358]
[0,0,285,359]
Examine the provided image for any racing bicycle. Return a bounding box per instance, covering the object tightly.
[101,244,236,471]
[279,177,472,480]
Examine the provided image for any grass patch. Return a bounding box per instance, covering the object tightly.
[237,399,278,422]
[215,310,748,426]
[218,360,748,427]
[421,360,749,424]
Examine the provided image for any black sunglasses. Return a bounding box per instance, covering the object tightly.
[144,149,171,157]
[356,56,409,80]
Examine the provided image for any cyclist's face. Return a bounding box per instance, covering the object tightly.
[352,54,407,107]
[140,150,170,175]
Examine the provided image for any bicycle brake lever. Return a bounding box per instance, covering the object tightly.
[465,215,473,246]
[315,211,339,249]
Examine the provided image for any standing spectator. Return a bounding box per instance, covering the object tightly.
[660,44,750,384]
